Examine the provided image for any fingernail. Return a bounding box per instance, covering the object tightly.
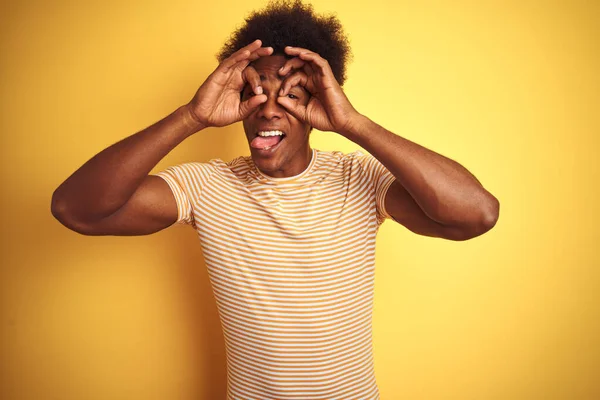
[256,86,262,94]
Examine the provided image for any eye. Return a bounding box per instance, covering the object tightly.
[242,86,256,98]
[287,93,298,99]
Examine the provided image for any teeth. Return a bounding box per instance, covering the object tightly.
[257,130,285,137]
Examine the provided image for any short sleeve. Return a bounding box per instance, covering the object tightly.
[352,151,397,225]
[153,162,215,226]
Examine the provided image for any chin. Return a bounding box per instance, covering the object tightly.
[252,152,280,167]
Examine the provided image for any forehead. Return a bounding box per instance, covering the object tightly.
[250,54,289,80]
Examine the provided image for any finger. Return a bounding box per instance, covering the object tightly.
[232,58,252,77]
[239,94,267,119]
[283,48,315,75]
[247,46,274,62]
[302,61,315,78]
[278,57,306,76]
[284,46,314,56]
[220,39,263,71]
[279,70,308,97]
[285,46,330,74]
[295,51,331,74]
[242,65,262,95]
[226,58,253,89]
[226,58,260,92]
[276,96,307,122]
[233,46,272,76]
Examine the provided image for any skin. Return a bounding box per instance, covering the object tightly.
[51,40,282,235]
[51,39,499,240]
[261,46,500,240]
[189,41,499,240]
[241,55,313,178]
[184,40,315,178]
[186,40,274,127]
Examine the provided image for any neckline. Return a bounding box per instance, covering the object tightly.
[254,148,317,182]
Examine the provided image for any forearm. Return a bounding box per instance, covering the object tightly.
[51,104,204,223]
[343,115,499,227]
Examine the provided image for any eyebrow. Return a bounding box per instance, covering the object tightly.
[259,74,284,81]
[242,73,307,94]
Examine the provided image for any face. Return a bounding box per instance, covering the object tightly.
[241,55,312,178]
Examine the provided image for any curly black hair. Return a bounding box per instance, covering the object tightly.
[217,0,352,85]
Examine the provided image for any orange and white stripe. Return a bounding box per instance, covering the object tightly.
[156,148,395,400]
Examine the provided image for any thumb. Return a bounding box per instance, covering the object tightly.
[239,94,267,119]
[277,97,307,123]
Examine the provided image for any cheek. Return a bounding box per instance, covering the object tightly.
[285,113,304,130]
[302,95,310,106]
[242,119,252,134]
[288,120,310,137]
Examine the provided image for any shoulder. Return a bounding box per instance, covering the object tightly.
[311,149,374,176]
[326,149,376,171]
[314,149,366,165]
[177,156,245,174]
[225,155,252,169]
[155,157,231,184]
[223,155,257,180]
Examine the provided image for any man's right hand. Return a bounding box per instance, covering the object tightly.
[186,39,272,129]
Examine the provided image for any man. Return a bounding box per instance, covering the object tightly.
[51,1,499,398]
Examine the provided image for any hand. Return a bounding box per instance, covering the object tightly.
[276,46,361,135]
[186,40,272,128]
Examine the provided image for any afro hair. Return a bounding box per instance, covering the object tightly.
[216,0,352,85]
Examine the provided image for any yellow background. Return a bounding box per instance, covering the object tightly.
[1,0,598,399]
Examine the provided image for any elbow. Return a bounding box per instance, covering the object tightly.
[51,190,68,222]
[471,196,500,239]
[51,191,92,235]
[483,195,500,229]
[456,196,500,241]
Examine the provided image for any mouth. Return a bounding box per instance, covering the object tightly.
[250,130,287,154]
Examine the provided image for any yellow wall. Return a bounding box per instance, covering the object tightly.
[1,0,598,399]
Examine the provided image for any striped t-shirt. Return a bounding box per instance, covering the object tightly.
[155,148,396,400]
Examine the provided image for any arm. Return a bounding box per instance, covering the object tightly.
[51,105,203,235]
[275,46,499,241]
[51,40,273,236]
[345,115,500,241]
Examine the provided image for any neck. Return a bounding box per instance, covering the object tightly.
[256,146,313,178]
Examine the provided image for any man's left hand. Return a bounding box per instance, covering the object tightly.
[276,46,362,136]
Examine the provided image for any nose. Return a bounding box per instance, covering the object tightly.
[256,91,285,120]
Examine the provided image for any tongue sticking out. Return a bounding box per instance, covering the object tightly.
[251,135,283,149]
